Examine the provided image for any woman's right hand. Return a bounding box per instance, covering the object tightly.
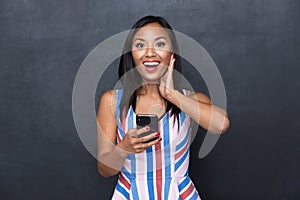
[118,127,161,154]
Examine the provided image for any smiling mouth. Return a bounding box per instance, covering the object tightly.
[143,61,160,68]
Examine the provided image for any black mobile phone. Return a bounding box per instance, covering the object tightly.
[136,114,159,142]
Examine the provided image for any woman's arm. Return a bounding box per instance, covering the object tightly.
[97,90,126,177]
[166,90,230,134]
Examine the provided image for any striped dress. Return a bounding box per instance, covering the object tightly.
[112,89,201,200]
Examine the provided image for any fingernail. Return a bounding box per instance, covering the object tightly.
[158,138,162,142]
[155,132,160,137]
[146,127,150,130]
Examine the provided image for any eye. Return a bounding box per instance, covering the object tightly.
[156,42,166,48]
[135,43,144,48]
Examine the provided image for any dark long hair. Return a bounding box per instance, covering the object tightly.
[118,15,182,125]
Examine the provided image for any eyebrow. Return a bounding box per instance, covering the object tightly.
[134,36,168,42]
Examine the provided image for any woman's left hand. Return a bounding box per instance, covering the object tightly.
[159,54,176,100]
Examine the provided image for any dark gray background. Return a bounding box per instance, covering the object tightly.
[1,0,299,199]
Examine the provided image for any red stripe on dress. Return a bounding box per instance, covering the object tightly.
[180,182,194,199]
[175,138,189,160]
[155,122,162,200]
[117,132,122,143]
[119,172,130,190]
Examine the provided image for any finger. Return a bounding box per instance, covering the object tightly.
[160,78,166,88]
[136,148,144,153]
[166,55,175,86]
[169,54,176,68]
[134,143,146,153]
[136,149,144,153]
[126,128,138,137]
[160,74,166,83]
[138,132,160,143]
[136,126,150,136]
[143,136,162,147]
[166,54,175,87]
[134,143,144,150]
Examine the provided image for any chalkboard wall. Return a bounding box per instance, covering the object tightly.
[1,0,299,199]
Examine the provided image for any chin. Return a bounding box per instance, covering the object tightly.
[141,77,160,84]
[137,71,164,83]
[137,63,168,81]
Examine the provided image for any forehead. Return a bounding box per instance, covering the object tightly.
[133,22,170,40]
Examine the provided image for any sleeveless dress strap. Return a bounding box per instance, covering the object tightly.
[115,89,123,120]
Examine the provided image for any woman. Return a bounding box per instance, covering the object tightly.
[97,15,230,200]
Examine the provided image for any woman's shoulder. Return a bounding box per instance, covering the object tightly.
[101,89,123,98]
[100,90,116,100]
[99,90,118,111]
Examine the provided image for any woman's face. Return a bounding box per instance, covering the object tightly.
[132,22,173,83]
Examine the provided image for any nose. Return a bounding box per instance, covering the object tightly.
[145,47,156,57]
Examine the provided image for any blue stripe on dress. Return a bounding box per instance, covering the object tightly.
[127,108,136,179]
[121,167,131,178]
[178,176,189,191]
[117,126,125,139]
[146,146,155,199]
[184,167,189,177]
[116,90,122,119]
[116,181,129,199]
[179,111,186,127]
[175,126,190,151]
[163,113,171,199]
[116,90,125,138]
[175,148,189,171]
[131,179,140,200]
[190,189,199,200]
[128,107,134,128]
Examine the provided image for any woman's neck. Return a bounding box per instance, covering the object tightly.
[136,83,167,116]
[138,83,160,97]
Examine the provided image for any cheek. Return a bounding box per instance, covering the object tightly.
[158,51,172,64]
[136,66,145,77]
[132,51,144,66]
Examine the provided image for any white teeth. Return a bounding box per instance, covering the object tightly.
[143,62,159,66]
